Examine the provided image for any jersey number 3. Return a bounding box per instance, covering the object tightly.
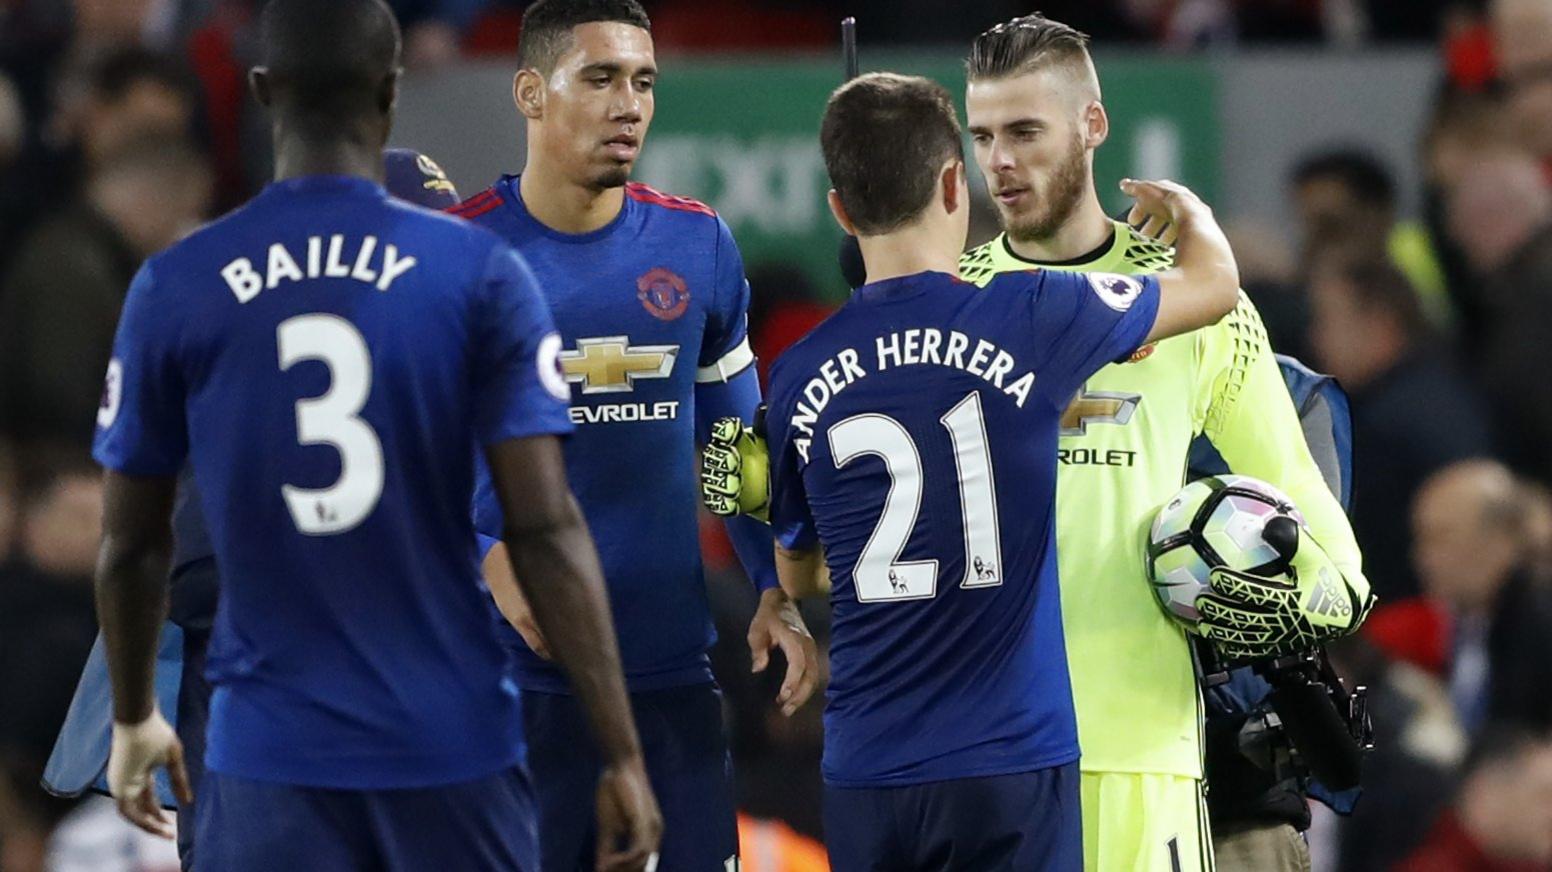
[829,391,1003,603]
[278,314,385,535]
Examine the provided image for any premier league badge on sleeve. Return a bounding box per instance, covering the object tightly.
[97,358,122,428]
[1087,273,1144,311]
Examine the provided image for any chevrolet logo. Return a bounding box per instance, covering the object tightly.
[1060,386,1140,436]
[559,336,678,394]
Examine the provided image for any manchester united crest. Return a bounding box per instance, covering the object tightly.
[637,267,690,321]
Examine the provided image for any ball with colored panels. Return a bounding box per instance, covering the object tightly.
[1145,474,1305,630]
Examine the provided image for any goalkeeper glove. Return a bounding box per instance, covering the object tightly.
[1196,516,1376,661]
[701,415,770,523]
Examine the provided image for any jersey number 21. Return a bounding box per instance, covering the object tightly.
[829,391,1003,603]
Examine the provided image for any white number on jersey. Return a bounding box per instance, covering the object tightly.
[277,314,384,535]
[828,391,1004,602]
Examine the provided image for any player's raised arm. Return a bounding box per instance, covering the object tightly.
[484,436,661,871]
[1120,178,1239,342]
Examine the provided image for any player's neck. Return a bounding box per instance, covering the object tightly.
[857,224,963,285]
[271,134,384,185]
[1003,189,1112,264]
[518,162,626,235]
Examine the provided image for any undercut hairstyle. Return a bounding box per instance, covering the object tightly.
[519,0,652,74]
[259,0,401,124]
[967,13,1092,81]
[820,73,964,236]
[1291,149,1396,209]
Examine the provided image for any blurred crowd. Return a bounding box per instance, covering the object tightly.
[3,0,1552,870]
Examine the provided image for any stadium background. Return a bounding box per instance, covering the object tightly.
[3,0,1552,869]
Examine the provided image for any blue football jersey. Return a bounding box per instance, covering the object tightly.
[454,176,755,693]
[765,269,1160,787]
[93,175,574,789]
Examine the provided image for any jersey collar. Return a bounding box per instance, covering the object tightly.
[261,175,387,200]
[498,174,632,244]
[997,222,1128,272]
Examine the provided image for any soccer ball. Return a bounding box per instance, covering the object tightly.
[1146,474,1305,629]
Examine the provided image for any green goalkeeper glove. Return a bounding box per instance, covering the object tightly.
[701,416,770,523]
[1196,516,1376,661]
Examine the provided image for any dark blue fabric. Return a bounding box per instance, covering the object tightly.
[764,269,1159,787]
[196,765,536,871]
[519,684,737,871]
[822,763,1082,872]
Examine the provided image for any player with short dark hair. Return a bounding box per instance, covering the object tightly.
[92,0,659,869]
[764,70,1239,869]
[448,0,816,868]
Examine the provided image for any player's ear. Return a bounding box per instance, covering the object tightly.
[941,160,966,216]
[513,69,545,121]
[377,69,400,118]
[249,67,272,109]
[1084,100,1109,150]
[827,189,859,237]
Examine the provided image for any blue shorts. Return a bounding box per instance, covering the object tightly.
[823,764,1082,872]
[175,625,210,870]
[521,683,737,871]
[195,766,536,871]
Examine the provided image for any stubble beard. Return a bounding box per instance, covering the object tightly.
[1005,133,1089,244]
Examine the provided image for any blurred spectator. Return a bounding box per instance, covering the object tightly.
[1328,634,1467,872]
[1446,152,1552,485]
[0,471,102,872]
[1308,257,1493,601]
[1291,148,1452,327]
[1,47,199,272]
[1492,0,1552,168]
[1396,723,1552,872]
[0,131,212,481]
[1420,90,1518,349]
[1413,460,1552,733]
[738,812,830,872]
[1225,217,1313,362]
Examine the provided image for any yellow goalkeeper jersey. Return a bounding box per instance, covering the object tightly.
[960,224,1362,778]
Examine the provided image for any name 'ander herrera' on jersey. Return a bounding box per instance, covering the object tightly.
[786,327,1037,464]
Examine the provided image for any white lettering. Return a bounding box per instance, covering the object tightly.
[967,340,994,377]
[921,329,943,366]
[1004,372,1035,408]
[325,234,351,278]
[902,329,921,365]
[986,351,1015,387]
[944,331,970,369]
[792,401,818,438]
[222,258,263,303]
[821,360,847,396]
[266,243,303,289]
[307,236,322,278]
[802,378,831,416]
[350,236,379,284]
[839,348,866,383]
[876,333,902,371]
[795,437,811,465]
[376,245,418,292]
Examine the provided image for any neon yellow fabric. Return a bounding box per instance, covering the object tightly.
[1079,771,1215,872]
[960,224,1364,778]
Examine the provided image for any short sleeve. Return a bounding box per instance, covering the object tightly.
[696,217,755,384]
[470,243,574,446]
[92,261,188,476]
[764,378,819,551]
[1027,270,1160,406]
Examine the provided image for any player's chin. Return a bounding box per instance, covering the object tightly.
[592,164,632,189]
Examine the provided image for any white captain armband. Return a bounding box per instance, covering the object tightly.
[695,335,756,384]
